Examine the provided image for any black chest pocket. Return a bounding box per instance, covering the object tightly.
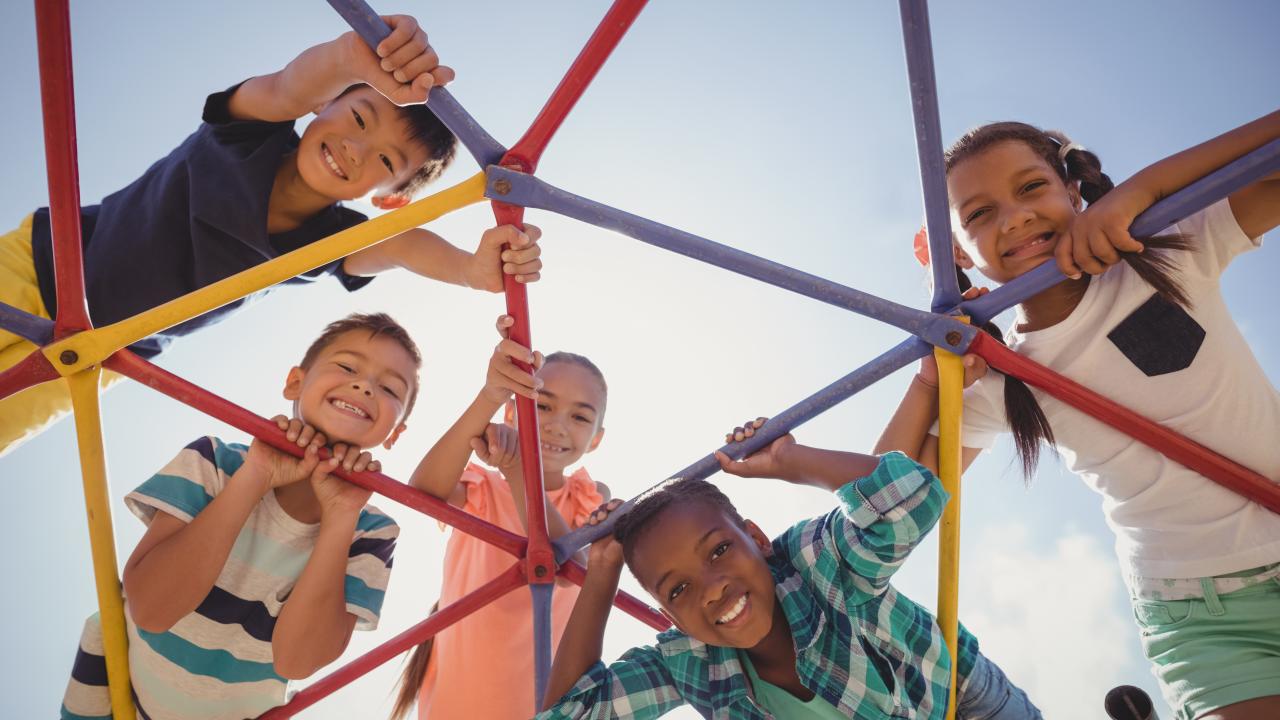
[1107,294,1205,377]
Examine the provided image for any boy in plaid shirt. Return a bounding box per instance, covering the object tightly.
[538,419,1041,719]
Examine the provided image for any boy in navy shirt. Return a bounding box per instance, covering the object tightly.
[0,13,541,456]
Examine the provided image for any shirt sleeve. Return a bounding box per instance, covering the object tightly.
[201,82,296,143]
[793,452,947,606]
[345,508,399,631]
[1174,197,1263,282]
[535,648,686,720]
[124,436,234,524]
[929,373,1007,450]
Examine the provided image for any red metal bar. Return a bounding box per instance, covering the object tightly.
[557,560,669,632]
[104,349,528,557]
[970,333,1280,513]
[257,563,526,719]
[0,348,61,402]
[502,0,648,174]
[33,0,92,338]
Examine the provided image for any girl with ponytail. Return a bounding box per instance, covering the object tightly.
[882,112,1280,719]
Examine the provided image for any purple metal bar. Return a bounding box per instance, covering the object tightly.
[325,0,508,168]
[554,337,932,561]
[0,301,55,346]
[899,0,961,312]
[531,582,554,709]
[486,167,979,354]
[961,137,1280,325]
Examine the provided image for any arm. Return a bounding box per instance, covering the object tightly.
[874,375,981,476]
[342,224,543,291]
[226,16,450,123]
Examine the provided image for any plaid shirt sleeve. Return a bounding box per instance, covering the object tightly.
[535,646,686,720]
[807,451,947,605]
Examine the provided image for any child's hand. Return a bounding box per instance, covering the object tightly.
[1055,185,1149,279]
[585,499,625,573]
[342,15,455,106]
[466,224,543,292]
[916,352,988,391]
[714,418,797,480]
[481,315,544,405]
[244,416,329,491]
[470,422,521,471]
[311,444,377,519]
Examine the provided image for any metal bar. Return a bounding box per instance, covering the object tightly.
[104,349,529,557]
[0,348,61,402]
[531,582,554,710]
[898,0,961,312]
[970,332,1280,512]
[934,342,965,720]
[324,0,507,168]
[503,0,647,173]
[67,368,136,720]
[257,563,527,719]
[34,0,92,338]
[45,173,487,376]
[555,337,933,559]
[961,138,1280,325]
[0,301,55,346]
[487,168,980,354]
[556,560,669,631]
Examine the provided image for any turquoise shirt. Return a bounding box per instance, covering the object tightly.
[740,651,848,720]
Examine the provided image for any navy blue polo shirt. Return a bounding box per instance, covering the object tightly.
[30,85,372,358]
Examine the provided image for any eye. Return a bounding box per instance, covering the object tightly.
[380,384,401,399]
[351,109,365,130]
[380,154,394,174]
[964,207,989,225]
[711,541,731,560]
[1021,179,1047,193]
[336,362,355,373]
[536,402,551,412]
[668,582,688,602]
[574,414,590,423]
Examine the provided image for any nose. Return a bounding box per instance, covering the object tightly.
[1000,202,1035,235]
[702,575,729,609]
[341,138,364,167]
[350,379,372,396]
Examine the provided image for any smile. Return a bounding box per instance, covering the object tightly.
[541,442,570,454]
[715,594,748,625]
[1003,232,1054,259]
[321,143,349,180]
[329,398,369,419]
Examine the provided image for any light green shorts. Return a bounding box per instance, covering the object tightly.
[1131,574,1280,719]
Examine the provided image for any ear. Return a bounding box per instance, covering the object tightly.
[382,423,407,450]
[951,238,975,270]
[586,427,606,453]
[744,519,773,557]
[283,367,305,401]
[371,193,411,210]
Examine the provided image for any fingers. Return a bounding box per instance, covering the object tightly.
[588,498,624,525]
[494,313,514,338]
[327,444,378,473]
[272,415,290,431]
[283,418,326,450]
[714,450,745,476]
[502,240,542,284]
[491,338,541,399]
[724,417,766,444]
[469,436,491,463]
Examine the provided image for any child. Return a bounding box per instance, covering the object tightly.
[389,315,612,720]
[59,313,419,720]
[890,111,1280,718]
[0,13,543,457]
[538,422,1041,719]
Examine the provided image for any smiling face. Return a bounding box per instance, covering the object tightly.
[525,360,606,476]
[284,329,418,450]
[628,501,778,649]
[295,87,434,203]
[948,140,1082,284]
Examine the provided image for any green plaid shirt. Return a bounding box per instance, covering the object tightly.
[538,452,978,720]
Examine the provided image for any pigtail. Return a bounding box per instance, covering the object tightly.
[389,601,440,720]
[1053,133,1196,308]
[953,265,1056,478]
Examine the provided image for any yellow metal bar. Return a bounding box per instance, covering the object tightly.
[68,367,136,720]
[935,319,967,720]
[44,172,488,374]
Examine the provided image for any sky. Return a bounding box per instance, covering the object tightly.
[1,1,1277,718]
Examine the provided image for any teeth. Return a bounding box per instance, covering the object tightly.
[716,595,747,625]
[541,442,568,453]
[322,144,348,180]
[331,399,368,418]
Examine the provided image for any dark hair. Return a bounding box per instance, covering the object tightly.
[945,121,1194,477]
[389,601,438,720]
[614,478,745,571]
[543,351,609,424]
[300,312,423,420]
[338,85,457,197]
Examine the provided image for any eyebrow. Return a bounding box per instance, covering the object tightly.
[956,164,1047,212]
[653,528,719,595]
[537,389,598,415]
[330,349,410,388]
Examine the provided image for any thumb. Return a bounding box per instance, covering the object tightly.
[470,436,490,461]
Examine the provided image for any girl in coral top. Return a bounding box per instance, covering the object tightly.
[393,315,611,720]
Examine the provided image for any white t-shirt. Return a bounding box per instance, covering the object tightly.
[954,199,1280,579]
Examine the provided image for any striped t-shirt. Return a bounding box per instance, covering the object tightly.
[60,436,398,720]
